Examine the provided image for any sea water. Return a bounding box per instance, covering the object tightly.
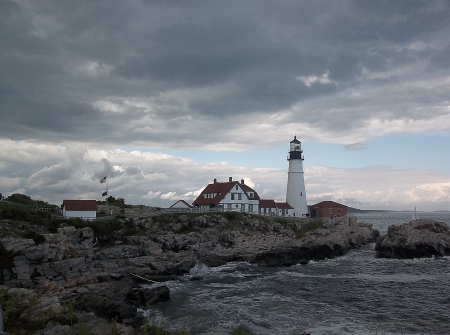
[147,212,450,335]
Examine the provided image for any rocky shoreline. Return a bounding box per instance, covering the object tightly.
[0,213,378,334]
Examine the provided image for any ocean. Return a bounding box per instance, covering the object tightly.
[146,212,450,335]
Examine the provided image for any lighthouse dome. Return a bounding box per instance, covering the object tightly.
[290,136,301,144]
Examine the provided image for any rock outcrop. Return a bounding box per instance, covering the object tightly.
[1,215,380,287]
[0,225,94,288]
[249,220,377,267]
[0,213,378,333]
[375,219,450,258]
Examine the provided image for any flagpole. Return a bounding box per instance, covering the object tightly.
[106,177,109,215]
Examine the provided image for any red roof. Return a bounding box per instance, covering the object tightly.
[259,199,276,208]
[310,201,347,208]
[193,180,260,206]
[241,184,260,200]
[275,202,293,209]
[62,200,98,211]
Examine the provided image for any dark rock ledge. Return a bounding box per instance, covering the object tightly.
[375,219,450,259]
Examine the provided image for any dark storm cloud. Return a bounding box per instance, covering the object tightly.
[0,0,449,146]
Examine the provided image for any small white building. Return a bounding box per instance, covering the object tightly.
[168,199,193,212]
[62,200,97,220]
[259,199,277,216]
[170,199,193,209]
[275,202,294,217]
[193,177,260,213]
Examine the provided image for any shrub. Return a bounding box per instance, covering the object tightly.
[5,193,34,205]
[295,220,324,238]
[0,205,30,221]
[224,212,244,221]
[229,325,251,335]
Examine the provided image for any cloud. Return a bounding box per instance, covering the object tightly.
[345,143,367,150]
[0,1,449,148]
[2,140,449,211]
[1,2,450,211]
[143,191,161,200]
[160,192,179,201]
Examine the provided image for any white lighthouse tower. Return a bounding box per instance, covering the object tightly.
[286,136,308,216]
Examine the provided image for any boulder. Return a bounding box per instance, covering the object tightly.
[126,285,170,307]
[375,219,450,258]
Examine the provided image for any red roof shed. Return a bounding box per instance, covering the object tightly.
[309,201,347,218]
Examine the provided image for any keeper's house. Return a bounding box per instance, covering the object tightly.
[62,200,97,221]
[309,201,347,219]
[193,177,260,214]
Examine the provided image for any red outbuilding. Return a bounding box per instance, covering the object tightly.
[309,201,347,218]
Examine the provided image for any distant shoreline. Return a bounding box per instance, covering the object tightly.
[348,208,450,213]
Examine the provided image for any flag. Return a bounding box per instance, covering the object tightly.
[99,176,107,184]
[102,190,108,197]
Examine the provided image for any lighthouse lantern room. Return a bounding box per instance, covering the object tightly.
[286,136,308,216]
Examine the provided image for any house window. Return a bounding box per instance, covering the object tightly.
[235,185,238,190]
[249,204,253,212]
[338,208,342,212]
[249,192,253,198]
[236,204,238,208]
[238,193,242,200]
[241,204,245,211]
[300,192,302,196]
[227,204,232,210]
[231,193,235,200]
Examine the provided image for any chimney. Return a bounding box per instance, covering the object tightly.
[229,177,232,182]
[214,178,217,183]
[241,179,245,184]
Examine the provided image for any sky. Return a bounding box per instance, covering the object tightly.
[1,0,450,211]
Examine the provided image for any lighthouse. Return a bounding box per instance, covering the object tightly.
[286,136,308,216]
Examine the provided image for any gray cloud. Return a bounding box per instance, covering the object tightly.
[0,0,449,147]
